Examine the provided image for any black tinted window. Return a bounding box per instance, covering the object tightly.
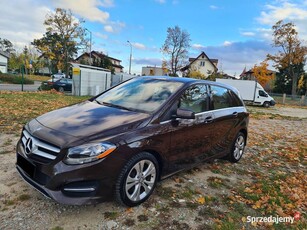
[179,84,209,113]
[259,90,268,97]
[210,85,234,110]
[229,91,243,106]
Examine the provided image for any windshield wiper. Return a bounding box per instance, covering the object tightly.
[95,99,102,105]
[101,101,134,112]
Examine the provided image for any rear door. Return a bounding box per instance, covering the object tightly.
[209,85,243,156]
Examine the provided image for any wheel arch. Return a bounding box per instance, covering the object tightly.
[238,128,248,145]
[142,149,164,180]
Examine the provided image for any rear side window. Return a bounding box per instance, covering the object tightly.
[229,91,244,106]
[210,85,236,110]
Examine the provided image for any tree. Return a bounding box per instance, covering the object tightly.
[267,20,307,97]
[251,61,274,89]
[162,26,191,76]
[207,72,226,81]
[187,69,205,79]
[32,8,86,74]
[0,37,15,53]
[297,74,307,95]
[273,62,305,94]
[32,32,69,74]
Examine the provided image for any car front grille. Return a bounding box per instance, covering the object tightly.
[21,130,61,163]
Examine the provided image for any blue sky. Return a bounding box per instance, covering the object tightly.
[1,0,307,76]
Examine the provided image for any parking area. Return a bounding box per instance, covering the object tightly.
[0,105,306,229]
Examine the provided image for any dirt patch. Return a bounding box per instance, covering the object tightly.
[0,109,306,229]
[247,105,307,118]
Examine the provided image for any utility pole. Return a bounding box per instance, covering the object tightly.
[85,28,92,65]
[127,40,132,74]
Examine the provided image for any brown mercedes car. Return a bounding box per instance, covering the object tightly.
[16,76,249,206]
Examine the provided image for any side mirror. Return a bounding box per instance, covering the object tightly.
[175,108,195,119]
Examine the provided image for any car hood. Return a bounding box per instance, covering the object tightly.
[28,101,150,147]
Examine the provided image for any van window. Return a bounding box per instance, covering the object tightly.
[259,90,268,97]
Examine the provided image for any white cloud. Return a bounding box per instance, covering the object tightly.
[0,0,49,50]
[104,21,126,33]
[240,32,256,37]
[257,2,307,25]
[155,0,166,4]
[254,1,307,40]
[104,25,114,33]
[191,44,205,50]
[94,32,108,40]
[52,0,110,24]
[132,42,146,50]
[210,5,218,10]
[223,41,232,46]
[99,0,115,8]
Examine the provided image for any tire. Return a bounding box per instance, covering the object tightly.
[263,101,270,108]
[58,87,64,93]
[228,132,246,163]
[115,152,159,207]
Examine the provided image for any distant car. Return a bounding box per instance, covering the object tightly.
[51,73,66,79]
[52,78,72,92]
[46,73,66,86]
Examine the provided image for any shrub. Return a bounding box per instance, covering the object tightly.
[38,81,52,91]
[0,73,34,84]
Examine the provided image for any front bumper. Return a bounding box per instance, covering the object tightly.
[16,163,102,205]
[16,140,118,205]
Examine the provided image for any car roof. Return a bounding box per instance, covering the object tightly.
[140,76,240,95]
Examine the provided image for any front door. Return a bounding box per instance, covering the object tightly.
[166,84,215,171]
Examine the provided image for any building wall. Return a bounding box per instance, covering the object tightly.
[190,57,216,77]
[142,66,166,76]
[79,55,123,73]
[0,54,8,73]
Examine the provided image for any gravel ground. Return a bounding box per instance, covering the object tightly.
[0,106,306,230]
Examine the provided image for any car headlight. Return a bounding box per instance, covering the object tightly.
[64,143,116,165]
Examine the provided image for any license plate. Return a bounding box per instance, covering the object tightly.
[17,155,35,178]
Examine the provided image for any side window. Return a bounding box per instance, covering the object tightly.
[210,85,234,110]
[179,84,209,113]
[259,90,268,97]
[229,91,243,107]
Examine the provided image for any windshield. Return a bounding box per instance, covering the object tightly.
[95,77,183,113]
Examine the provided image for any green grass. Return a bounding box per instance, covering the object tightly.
[207,177,229,189]
[26,74,50,82]
[50,227,64,230]
[104,211,119,220]
[18,194,31,201]
[3,138,13,146]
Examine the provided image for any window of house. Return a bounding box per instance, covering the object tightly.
[200,61,205,67]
